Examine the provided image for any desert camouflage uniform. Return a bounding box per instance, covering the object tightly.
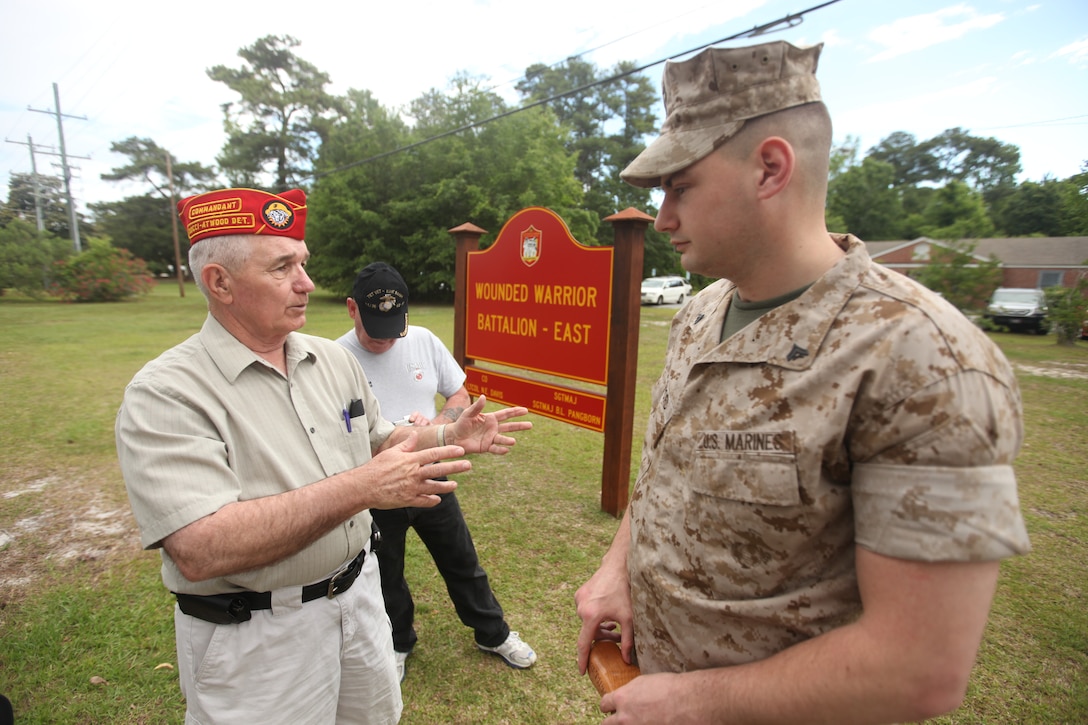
[627,234,1031,674]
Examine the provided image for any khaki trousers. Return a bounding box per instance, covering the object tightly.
[174,552,401,724]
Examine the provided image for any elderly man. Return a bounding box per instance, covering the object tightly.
[116,187,531,724]
[575,40,1030,724]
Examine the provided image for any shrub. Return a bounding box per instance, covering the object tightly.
[1044,276,1087,346]
[50,242,155,302]
[0,219,71,298]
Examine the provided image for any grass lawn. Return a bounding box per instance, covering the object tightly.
[0,282,1085,723]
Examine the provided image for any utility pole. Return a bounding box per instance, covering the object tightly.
[26,135,46,232]
[29,83,87,253]
[165,153,185,297]
[3,135,52,232]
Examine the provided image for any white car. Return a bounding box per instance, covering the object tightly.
[641,276,692,305]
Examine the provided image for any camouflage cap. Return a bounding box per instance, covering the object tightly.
[621,40,823,188]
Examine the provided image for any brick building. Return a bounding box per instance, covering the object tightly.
[865,237,1088,289]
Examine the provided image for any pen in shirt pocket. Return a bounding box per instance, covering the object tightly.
[343,398,365,432]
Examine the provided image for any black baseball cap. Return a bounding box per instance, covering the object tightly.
[351,262,408,339]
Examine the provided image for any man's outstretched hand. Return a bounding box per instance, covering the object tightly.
[448,395,532,455]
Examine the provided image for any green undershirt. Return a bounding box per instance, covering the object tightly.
[721,284,812,343]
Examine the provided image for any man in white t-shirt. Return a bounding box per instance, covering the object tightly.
[337,262,536,683]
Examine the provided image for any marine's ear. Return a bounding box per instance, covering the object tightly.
[754,136,795,201]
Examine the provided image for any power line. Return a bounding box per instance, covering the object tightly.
[310,0,843,182]
[974,114,1088,132]
[481,1,733,97]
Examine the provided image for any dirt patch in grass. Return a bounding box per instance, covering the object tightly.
[0,464,143,610]
[1015,361,1088,380]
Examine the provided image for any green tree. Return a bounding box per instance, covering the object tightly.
[912,239,1002,312]
[304,88,410,294]
[93,137,218,274]
[517,58,611,189]
[824,136,861,232]
[208,35,343,190]
[89,195,177,275]
[926,127,1021,196]
[0,218,70,297]
[516,57,661,250]
[826,157,904,240]
[1057,162,1088,235]
[916,181,995,240]
[600,62,663,232]
[1,172,90,240]
[609,64,676,277]
[307,79,585,300]
[867,128,1020,237]
[993,178,1065,236]
[869,128,1021,197]
[828,135,861,180]
[100,137,217,194]
[867,131,940,188]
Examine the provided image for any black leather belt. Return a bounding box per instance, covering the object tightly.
[174,523,380,625]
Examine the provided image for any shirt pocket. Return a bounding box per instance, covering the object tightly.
[689,431,802,506]
[690,453,802,506]
[685,451,806,577]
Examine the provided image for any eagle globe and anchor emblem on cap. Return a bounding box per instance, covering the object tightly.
[377,292,401,312]
[520,225,541,267]
[261,199,296,231]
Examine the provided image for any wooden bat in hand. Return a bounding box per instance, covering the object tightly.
[587,640,641,695]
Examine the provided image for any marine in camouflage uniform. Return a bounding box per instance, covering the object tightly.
[628,233,1029,674]
[575,38,1030,724]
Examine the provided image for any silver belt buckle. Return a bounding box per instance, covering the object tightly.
[325,547,365,599]
[327,565,350,599]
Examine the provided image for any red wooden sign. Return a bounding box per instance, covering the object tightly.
[465,208,613,386]
[464,366,607,433]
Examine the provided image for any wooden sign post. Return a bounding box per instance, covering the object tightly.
[451,207,653,516]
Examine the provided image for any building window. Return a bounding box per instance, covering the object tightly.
[1039,271,1063,288]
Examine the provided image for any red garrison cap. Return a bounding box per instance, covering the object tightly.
[177,188,307,245]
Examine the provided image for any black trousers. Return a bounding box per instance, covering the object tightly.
[370,491,509,651]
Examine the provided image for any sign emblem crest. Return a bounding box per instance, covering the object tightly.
[520,226,541,267]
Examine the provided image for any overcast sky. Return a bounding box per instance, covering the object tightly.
[2,0,1085,214]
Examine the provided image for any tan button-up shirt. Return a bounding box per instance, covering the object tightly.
[116,315,395,594]
[628,235,1031,674]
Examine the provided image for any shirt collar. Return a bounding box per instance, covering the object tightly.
[200,314,317,383]
[694,234,870,368]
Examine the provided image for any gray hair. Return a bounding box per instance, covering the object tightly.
[189,234,254,299]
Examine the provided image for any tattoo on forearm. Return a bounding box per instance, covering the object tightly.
[441,407,465,422]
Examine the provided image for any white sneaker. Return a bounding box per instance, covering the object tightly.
[476,631,537,669]
[394,650,409,683]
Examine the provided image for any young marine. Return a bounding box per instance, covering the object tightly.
[575,40,1030,724]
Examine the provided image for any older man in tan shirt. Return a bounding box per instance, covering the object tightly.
[117,187,531,724]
